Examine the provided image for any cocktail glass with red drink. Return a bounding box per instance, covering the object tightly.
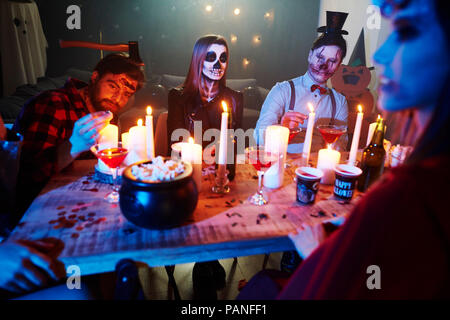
[245,146,278,205]
[91,142,128,203]
[317,124,347,148]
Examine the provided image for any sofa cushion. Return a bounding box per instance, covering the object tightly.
[160,74,185,90]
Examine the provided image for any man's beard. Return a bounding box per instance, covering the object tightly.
[88,82,120,113]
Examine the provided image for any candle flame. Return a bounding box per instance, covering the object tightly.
[327,144,332,150]
[137,119,143,126]
[307,103,314,113]
[377,114,381,120]
[357,105,363,113]
[146,106,152,115]
[222,101,228,113]
[188,137,194,144]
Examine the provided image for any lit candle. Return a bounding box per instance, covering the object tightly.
[218,101,228,165]
[317,144,341,185]
[146,106,155,160]
[98,123,118,172]
[264,125,289,189]
[302,103,315,166]
[181,137,203,190]
[127,119,147,165]
[348,105,364,165]
[121,132,129,150]
[367,114,381,146]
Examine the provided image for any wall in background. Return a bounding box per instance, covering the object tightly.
[35,0,320,89]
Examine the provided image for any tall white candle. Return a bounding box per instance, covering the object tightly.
[98,123,118,172]
[146,106,155,160]
[317,145,341,185]
[218,101,228,165]
[127,119,147,165]
[181,137,203,191]
[264,125,289,189]
[348,105,364,165]
[302,103,315,166]
[367,114,381,146]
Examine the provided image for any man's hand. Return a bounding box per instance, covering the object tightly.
[69,111,113,156]
[280,111,308,129]
[0,241,65,294]
[288,215,347,260]
[0,114,6,140]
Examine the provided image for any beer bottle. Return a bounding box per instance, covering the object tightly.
[357,119,386,192]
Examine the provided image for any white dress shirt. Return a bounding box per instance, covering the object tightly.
[255,72,348,154]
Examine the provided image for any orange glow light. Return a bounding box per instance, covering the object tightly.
[137,119,143,126]
[146,106,152,115]
[358,105,363,113]
[307,103,315,113]
[222,101,228,113]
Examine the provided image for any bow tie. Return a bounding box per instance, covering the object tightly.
[311,84,328,95]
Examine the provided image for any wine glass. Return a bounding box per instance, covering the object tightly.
[317,124,347,148]
[245,146,278,206]
[288,126,302,143]
[91,142,128,203]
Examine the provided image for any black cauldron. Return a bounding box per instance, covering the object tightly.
[119,160,198,229]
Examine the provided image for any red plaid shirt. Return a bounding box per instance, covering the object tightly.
[13,78,90,188]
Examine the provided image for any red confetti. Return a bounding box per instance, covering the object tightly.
[57,206,65,210]
[49,220,57,224]
[77,202,85,206]
[57,211,66,216]
[71,233,80,239]
[82,181,90,184]
[76,226,84,231]
[71,208,79,213]
[68,214,77,219]
[87,212,96,217]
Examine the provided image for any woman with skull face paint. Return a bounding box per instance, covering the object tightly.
[239,0,450,299]
[167,35,243,300]
[167,35,243,153]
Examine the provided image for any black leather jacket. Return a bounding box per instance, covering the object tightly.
[167,86,243,150]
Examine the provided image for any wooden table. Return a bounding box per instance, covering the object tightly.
[8,155,362,276]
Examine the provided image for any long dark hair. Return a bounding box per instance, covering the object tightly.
[182,35,229,97]
[407,0,450,163]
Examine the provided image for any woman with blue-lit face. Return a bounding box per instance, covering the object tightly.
[373,0,449,127]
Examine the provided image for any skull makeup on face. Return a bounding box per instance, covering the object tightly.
[202,44,228,81]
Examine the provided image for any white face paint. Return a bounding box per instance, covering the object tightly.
[202,44,228,81]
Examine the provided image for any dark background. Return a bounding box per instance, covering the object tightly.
[33,0,319,89]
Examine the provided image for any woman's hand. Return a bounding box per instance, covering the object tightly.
[288,216,347,260]
[0,241,65,294]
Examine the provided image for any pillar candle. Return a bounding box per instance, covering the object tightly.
[317,145,341,185]
[181,137,203,191]
[98,123,118,172]
[127,119,147,165]
[218,101,228,165]
[302,103,315,166]
[348,105,363,165]
[146,106,155,160]
[264,125,289,189]
[121,132,129,150]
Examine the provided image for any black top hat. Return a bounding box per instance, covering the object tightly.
[317,11,349,35]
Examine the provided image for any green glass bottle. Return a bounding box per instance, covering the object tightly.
[357,119,386,192]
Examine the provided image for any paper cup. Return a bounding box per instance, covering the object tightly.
[295,167,323,204]
[333,164,362,201]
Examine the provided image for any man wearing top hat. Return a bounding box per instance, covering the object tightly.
[255,11,350,154]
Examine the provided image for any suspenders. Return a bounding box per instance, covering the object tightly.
[287,80,336,125]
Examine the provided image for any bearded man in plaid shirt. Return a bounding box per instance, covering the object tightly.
[13,54,145,219]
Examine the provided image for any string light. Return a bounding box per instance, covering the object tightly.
[230,34,238,43]
[234,8,240,16]
[205,5,212,12]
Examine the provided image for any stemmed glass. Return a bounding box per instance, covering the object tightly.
[245,146,278,205]
[317,124,347,148]
[91,142,129,203]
